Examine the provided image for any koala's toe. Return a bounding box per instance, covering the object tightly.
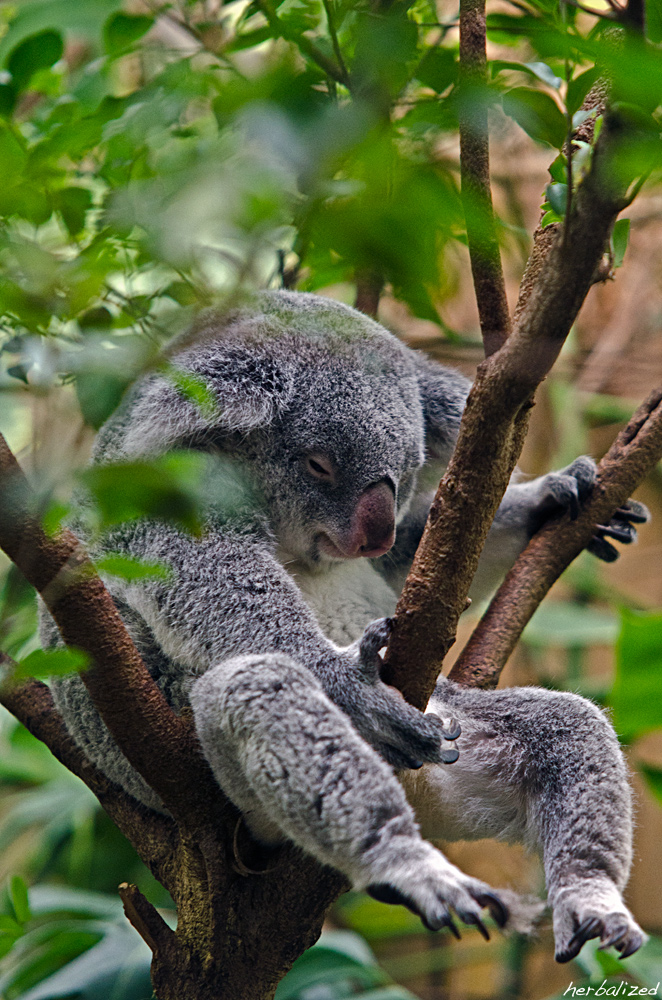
[563,456,598,498]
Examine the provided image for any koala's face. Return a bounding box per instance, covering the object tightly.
[250,347,425,566]
[111,291,429,566]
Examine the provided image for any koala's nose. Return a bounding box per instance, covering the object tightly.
[347,481,396,558]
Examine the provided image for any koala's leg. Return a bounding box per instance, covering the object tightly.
[410,680,646,961]
[190,653,508,936]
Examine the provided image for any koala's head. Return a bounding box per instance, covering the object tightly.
[106,291,446,566]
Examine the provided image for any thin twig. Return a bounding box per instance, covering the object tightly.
[458,0,511,357]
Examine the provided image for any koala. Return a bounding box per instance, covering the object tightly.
[42,290,648,963]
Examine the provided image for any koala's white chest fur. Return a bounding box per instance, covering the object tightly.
[285,558,399,646]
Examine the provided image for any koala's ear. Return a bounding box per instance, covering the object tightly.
[122,347,294,456]
[413,354,471,465]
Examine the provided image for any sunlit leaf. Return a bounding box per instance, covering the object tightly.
[10,876,31,926]
[612,217,630,269]
[16,647,90,681]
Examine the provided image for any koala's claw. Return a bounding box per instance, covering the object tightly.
[368,854,509,941]
[588,498,650,563]
[476,891,509,929]
[357,618,393,679]
[554,894,646,964]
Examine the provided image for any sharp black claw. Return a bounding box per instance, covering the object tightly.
[619,932,645,959]
[439,747,460,764]
[616,502,649,524]
[588,536,620,562]
[567,916,603,954]
[596,522,637,544]
[477,892,509,929]
[463,913,490,941]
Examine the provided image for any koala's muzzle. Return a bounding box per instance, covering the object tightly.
[335,480,396,559]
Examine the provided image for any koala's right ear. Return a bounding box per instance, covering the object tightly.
[122,346,294,457]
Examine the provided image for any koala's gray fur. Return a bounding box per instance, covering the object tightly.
[42,290,646,962]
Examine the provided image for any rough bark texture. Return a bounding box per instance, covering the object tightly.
[450,386,662,687]
[382,102,635,710]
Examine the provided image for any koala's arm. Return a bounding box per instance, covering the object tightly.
[402,680,645,962]
[103,520,446,771]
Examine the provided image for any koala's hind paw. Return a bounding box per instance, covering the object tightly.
[366,845,509,938]
[553,889,647,963]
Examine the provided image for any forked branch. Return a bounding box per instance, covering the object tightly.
[450,386,662,687]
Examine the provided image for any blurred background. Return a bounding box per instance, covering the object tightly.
[0,0,661,997]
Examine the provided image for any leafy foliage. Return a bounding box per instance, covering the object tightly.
[0,0,660,998]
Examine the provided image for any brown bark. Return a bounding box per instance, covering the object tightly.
[382,103,637,710]
[450,386,662,687]
[458,0,511,357]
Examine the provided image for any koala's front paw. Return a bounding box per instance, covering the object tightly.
[532,457,598,528]
[367,842,508,938]
[553,885,646,963]
[588,499,650,563]
[532,458,650,562]
[344,619,461,769]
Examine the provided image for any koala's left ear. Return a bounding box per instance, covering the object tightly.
[413,354,471,465]
[122,345,295,457]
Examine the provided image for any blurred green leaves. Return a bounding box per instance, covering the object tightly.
[80,453,210,534]
[610,609,662,742]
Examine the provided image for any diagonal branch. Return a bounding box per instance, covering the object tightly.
[458,0,511,357]
[450,386,662,687]
[382,104,638,710]
[0,434,221,827]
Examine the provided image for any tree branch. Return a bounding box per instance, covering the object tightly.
[450,386,662,686]
[458,0,511,357]
[382,106,638,710]
[0,434,221,827]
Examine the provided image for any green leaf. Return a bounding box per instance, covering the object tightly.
[80,453,209,534]
[566,66,600,116]
[641,765,662,807]
[609,609,662,742]
[524,60,562,89]
[611,217,630,269]
[502,87,567,148]
[103,13,154,55]
[7,30,63,93]
[415,47,456,93]
[169,368,218,420]
[16,647,90,681]
[545,181,568,216]
[96,553,172,583]
[10,876,31,925]
[55,187,93,237]
[0,914,23,937]
[548,152,567,183]
[76,371,129,430]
